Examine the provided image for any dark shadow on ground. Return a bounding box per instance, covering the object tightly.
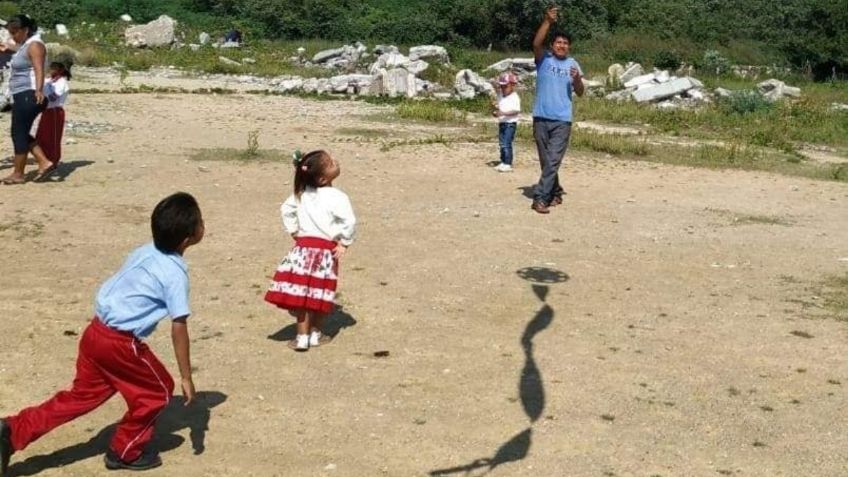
[267,305,357,342]
[517,186,535,200]
[9,391,227,476]
[429,268,567,476]
[0,159,94,182]
[49,160,96,182]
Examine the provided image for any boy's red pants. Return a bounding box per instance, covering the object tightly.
[5,318,174,462]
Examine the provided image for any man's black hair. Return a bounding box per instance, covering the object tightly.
[550,31,572,44]
[151,192,201,253]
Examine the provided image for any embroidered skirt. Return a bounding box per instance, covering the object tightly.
[36,107,65,164]
[265,237,338,314]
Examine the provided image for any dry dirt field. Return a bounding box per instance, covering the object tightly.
[1,88,847,477]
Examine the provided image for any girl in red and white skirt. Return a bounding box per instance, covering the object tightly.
[35,61,71,165]
[265,149,356,351]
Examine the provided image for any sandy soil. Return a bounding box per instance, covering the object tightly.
[1,90,847,477]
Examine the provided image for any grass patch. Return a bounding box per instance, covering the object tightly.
[396,101,467,123]
[190,148,290,162]
[571,131,650,156]
[822,274,848,321]
[705,208,791,226]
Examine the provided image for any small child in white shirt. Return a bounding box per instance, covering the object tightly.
[264,149,356,351]
[35,61,71,165]
[492,72,520,173]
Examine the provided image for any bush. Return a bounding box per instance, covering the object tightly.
[699,50,732,75]
[717,91,774,115]
[653,50,682,70]
[0,1,19,19]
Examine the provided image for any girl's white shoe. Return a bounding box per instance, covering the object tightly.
[309,331,323,347]
[294,334,310,351]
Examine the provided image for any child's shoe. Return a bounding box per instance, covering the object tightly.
[104,450,162,471]
[494,163,513,172]
[0,419,12,476]
[309,331,333,347]
[289,334,310,352]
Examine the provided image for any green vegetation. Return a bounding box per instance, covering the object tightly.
[15,0,848,78]
[823,274,848,321]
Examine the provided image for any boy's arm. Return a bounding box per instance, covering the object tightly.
[172,317,195,405]
[533,7,557,64]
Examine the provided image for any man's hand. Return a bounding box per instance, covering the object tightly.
[35,90,45,104]
[333,244,347,260]
[544,6,558,24]
[181,377,196,406]
[570,66,581,81]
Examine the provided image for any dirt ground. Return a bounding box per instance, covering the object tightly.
[1,88,847,477]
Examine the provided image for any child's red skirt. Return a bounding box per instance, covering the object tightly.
[265,237,338,314]
[36,107,65,164]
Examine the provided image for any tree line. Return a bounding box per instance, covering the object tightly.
[12,0,848,78]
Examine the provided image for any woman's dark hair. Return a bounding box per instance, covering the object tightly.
[50,61,72,80]
[7,15,37,35]
[151,192,202,253]
[293,150,331,198]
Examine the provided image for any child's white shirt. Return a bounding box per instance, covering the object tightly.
[497,91,521,123]
[43,76,69,109]
[281,186,356,246]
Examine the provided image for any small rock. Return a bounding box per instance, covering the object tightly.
[219,56,241,67]
[55,24,69,37]
[120,14,133,22]
[324,464,337,471]
[199,32,210,45]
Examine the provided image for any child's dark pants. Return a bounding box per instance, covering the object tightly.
[5,319,174,462]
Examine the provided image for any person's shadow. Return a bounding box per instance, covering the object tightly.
[267,305,357,342]
[8,391,227,476]
[0,158,94,182]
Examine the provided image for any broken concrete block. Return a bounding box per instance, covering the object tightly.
[632,77,696,103]
[624,73,656,88]
[619,63,644,84]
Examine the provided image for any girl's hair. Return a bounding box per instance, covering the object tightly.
[7,15,37,36]
[50,61,72,80]
[293,150,331,197]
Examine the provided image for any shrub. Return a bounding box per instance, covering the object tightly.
[717,91,774,115]
[0,1,19,19]
[652,49,682,70]
[700,50,732,75]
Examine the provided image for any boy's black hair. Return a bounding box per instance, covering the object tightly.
[151,192,202,253]
[7,15,37,34]
[550,31,572,44]
[50,61,72,80]
[293,150,331,198]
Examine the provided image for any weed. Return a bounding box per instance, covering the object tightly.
[246,130,260,157]
[396,101,467,123]
[190,148,289,162]
[820,274,848,321]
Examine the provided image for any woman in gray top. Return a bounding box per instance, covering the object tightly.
[0,15,55,184]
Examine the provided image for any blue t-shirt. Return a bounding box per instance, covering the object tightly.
[95,243,191,339]
[533,51,582,122]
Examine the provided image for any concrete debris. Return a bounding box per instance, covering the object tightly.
[218,56,241,67]
[619,63,644,84]
[757,79,801,101]
[125,15,176,48]
[409,45,449,64]
[199,32,210,45]
[120,14,133,22]
[56,24,69,37]
[485,58,536,74]
[632,77,699,103]
[831,103,848,112]
[454,69,494,99]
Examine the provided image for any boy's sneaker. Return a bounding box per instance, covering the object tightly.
[494,163,513,172]
[531,201,550,214]
[104,450,162,471]
[1,419,12,477]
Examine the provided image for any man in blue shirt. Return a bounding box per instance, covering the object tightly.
[1,192,204,474]
[531,6,585,214]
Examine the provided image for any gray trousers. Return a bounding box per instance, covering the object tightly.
[533,119,572,204]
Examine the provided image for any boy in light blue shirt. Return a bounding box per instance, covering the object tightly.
[1,192,205,474]
[531,6,585,214]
